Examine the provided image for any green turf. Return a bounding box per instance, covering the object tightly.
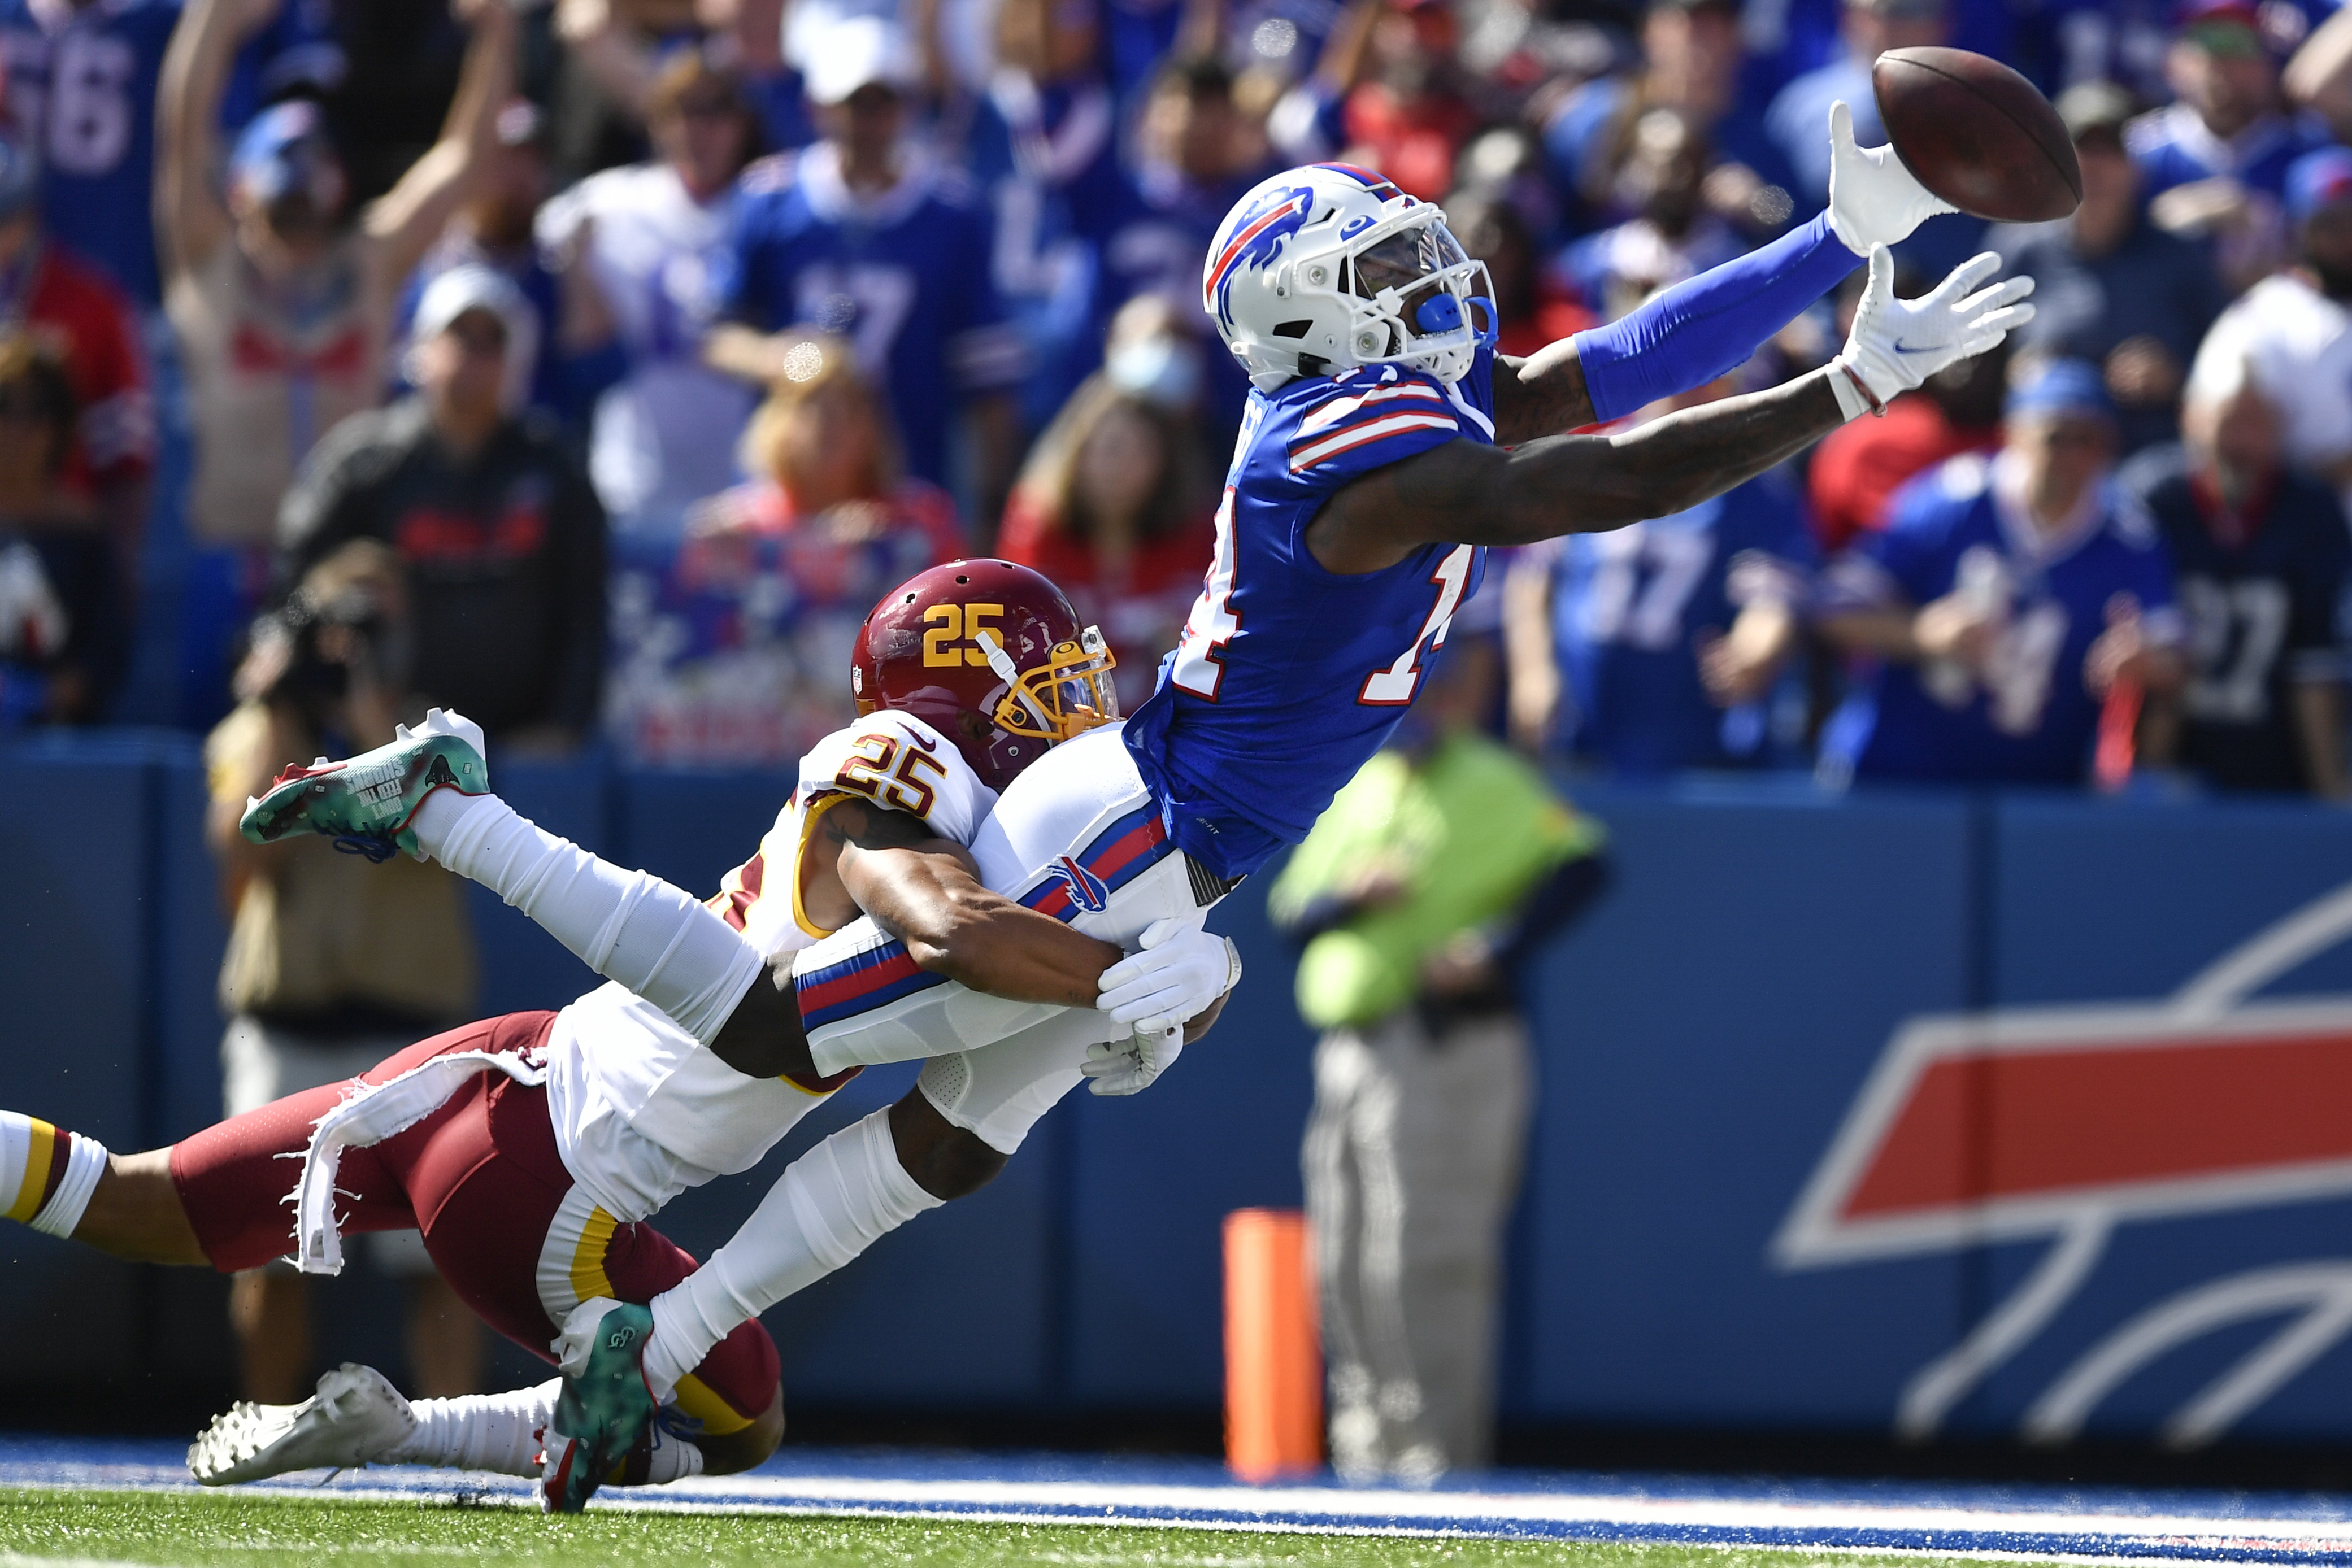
[0,1487,2011,1568]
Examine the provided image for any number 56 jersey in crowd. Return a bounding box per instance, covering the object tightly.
[1121,345,1495,881]
[542,711,995,1223]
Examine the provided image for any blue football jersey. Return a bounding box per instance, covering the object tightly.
[0,0,339,304]
[713,146,1026,485]
[1122,347,1497,879]
[1550,469,1818,774]
[1820,451,2182,787]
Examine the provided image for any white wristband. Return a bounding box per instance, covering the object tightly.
[1826,358,1877,423]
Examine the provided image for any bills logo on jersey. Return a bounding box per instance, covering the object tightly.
[1045,855,1112,913]
[1205,184,1314,329]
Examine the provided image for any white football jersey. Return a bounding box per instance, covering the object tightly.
[542,712,997,1219]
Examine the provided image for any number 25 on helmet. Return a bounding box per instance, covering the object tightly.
[851,560,1119,791]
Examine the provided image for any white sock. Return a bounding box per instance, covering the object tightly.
[389,1379,559,1476]
[643,1109,942,1399]
[0,1112,107,1239]
[410,790,767,1044]
[638,1431,706,1484]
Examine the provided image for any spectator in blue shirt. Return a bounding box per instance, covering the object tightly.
[1559,108,1750,323]
[2126,352,2352,796]
[1989,81,2228,456]
[1816,360,2189,787]
[1763,0,1946,206]
[707,16,1025,529]
[2129,0,2332,290]
[1541,0,1795,241]
[1503,376,1818,774]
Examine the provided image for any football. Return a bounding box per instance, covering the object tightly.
[1872,46,2082,223]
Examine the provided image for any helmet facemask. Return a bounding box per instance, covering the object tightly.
[976,624,1120,744]
[1288,210,1498,385]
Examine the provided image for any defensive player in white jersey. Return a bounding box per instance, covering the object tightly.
[228,117,2036,1497]
[0,563,1235,1511]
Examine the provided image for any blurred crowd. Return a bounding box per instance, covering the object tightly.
[6,0,2352,796]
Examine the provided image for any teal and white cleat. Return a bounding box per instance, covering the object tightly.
[239,707,488,863]
[187,1362,417,1484]
[538,1297,658,1514]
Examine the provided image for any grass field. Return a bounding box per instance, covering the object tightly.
[0,1488,2011,1568]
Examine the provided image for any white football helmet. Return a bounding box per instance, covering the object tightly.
[1202,162,1497,393]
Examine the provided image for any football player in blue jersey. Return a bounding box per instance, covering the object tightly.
[1816,359,2187,785]
[247,121,2035,1493]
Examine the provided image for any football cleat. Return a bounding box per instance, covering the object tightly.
[538,1297,658,1514]
[238,707,488,863]
[188,1362,417,1484]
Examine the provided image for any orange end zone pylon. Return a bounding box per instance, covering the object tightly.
[1223,1207,1321,1482]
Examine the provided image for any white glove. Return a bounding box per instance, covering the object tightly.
[1831,245,2035,419]
[1826,100,1957,256]
[1083,1020,1184,1097]
[1094,918,1242,1030]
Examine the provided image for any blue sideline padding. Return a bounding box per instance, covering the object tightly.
[16,735,2352,1448]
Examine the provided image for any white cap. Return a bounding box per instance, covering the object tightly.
[410,264,541,415]
[802,15,920,106]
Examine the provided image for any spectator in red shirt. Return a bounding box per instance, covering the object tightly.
[1270,0,1476,201]
[1808,275,2010,551]
[998,375,1215,714]
[0,131,152,569]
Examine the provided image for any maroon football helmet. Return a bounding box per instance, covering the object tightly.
[851,559,1119,790]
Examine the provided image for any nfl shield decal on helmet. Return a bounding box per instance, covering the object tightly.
[1046,855,1112,914]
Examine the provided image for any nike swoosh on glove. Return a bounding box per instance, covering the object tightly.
[1094,918,1243,1030]
[1084,1020,1184,1097]
[1825,100,1958,255]
[1832,245,2035,418]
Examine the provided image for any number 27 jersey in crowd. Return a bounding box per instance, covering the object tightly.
[1122,345,1497,881]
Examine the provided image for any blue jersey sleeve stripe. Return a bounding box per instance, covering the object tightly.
[1288,411,1460,472]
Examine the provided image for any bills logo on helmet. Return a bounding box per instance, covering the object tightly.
[1205,184,1315,329]
[1045,855,1112,913]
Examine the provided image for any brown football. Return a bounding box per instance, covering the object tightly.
[1871,47,2082,223]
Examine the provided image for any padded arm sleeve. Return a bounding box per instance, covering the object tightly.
[1571,212,1860,425]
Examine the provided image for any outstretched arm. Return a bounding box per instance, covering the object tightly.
[1492,102,1957,445]
[156,0,269,278]
[1315,247,2033,573]
[836,821,1125,1007]
[363,0,517,284]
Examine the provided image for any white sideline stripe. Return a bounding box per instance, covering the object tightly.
[14,1463,2352,1561]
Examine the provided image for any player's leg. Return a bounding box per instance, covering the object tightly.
[1302,1026,1381,1481]
[640,1011,1104,1396]
[241,709,767,1047]
[1388,1012,1533,1477]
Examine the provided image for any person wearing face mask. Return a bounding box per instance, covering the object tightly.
[1816,360,2188,786]
[158,0,515,727]
[997,372,1216,713]
[204,538,484,1406]
[2124,347,2351,796]
[275,267,607,755]
[2197,148,2352,519]
[605,334,959,765]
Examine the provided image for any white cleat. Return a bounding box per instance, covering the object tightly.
[397,707,486,754]
[187,1362,418,1484]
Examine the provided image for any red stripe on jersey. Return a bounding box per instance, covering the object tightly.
[1086,816,1168,883]
[1289,412,1460,472]
[795,946,929,1013]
